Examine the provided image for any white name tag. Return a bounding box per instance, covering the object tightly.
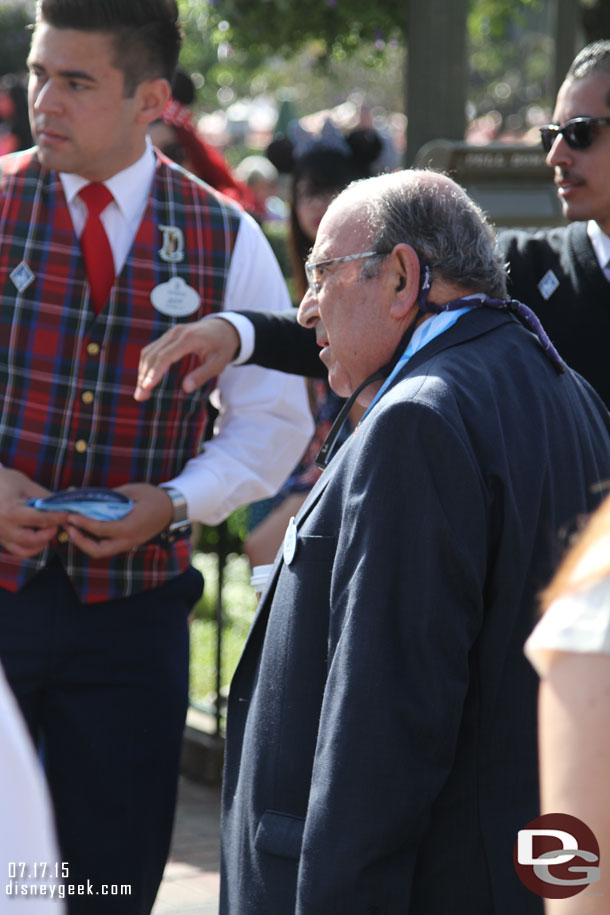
[151,277,200,317]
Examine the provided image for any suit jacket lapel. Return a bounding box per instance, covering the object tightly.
[232,309,515,687]
[230,451,340,686]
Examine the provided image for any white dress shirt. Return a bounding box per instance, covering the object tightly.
[587,219,610,282]
[60,139,313,525]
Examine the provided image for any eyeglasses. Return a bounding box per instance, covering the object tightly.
[539,116,610,153]
[304,251,390,297]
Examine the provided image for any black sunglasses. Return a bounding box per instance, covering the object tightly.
[539,116,610,153]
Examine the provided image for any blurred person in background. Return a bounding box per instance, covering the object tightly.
[244,121,383,566]
[234,154,282,224]
[0,658,65,914]
[0,74,32,154]
[148,67,256,210]
[526,491,610,915]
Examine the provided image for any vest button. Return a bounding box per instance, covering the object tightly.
[75,439,88,453]
[82,391,94,404]
[87,342,100,356]
[58,532,69,544]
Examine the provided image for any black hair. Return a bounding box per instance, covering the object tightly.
[567,40,610,107]
[35,0,182,95]
[171,67,196,106]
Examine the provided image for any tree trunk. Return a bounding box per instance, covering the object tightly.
[581,0,610,44]
[404,0,468,166]
[553,0,582,97]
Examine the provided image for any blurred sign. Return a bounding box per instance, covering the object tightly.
[413,140,564,229]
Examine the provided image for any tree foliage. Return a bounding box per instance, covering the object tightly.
[467,0,554,124]
[203,0,405,57]
[581,0,610,43]
[180,0,542,64]
[177,0,552,124]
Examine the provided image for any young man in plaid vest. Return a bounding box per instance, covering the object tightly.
[0,1,312,911]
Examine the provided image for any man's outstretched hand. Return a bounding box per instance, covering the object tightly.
[134,317,240,401]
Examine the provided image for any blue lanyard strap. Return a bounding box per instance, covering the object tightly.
[359,304,473,424]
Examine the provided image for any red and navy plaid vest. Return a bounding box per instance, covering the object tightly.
[0,149,240,602]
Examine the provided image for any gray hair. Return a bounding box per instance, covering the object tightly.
[566,41,610,106]
[334,169,508,299]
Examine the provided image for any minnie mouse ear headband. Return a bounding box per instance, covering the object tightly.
[293,118,352,158]
[267,117,383,175]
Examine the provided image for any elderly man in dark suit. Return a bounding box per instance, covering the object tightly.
[139,169,610,914]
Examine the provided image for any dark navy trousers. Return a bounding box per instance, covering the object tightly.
[0,557,203,914]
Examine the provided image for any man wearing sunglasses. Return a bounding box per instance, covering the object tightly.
[498,39,610,407]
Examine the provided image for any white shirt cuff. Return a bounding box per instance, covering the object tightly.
[208,312,255,365]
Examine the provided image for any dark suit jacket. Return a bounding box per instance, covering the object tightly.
[498,222,610,408]
[221,309,610,915]
[242,307,323,378]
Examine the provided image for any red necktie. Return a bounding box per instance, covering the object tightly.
[78,183,115,314]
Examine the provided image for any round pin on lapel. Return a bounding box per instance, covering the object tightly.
[283,516,298,565]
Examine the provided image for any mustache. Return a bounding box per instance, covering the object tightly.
[554,168,583,184]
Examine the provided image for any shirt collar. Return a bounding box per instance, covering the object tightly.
[587,220,610,272]
[59,135,156,223]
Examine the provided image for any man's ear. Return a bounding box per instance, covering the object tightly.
[389,243,420,319]
[135,77,171,126]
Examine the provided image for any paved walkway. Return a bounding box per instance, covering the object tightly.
[152,776,221,915]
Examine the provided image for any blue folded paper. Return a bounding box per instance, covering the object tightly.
[28,488,133,521]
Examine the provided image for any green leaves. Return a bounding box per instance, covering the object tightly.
[213,0,404,55]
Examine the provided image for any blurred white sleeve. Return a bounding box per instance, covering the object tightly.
[0,663,65,911]
[167,211,313,525]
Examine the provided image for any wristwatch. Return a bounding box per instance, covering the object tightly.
[158,485,190,532]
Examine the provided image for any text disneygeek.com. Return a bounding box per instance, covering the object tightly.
[6,881,132,900]
[5,864,131,901]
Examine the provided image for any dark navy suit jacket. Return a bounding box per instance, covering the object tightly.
[221,309,610,915]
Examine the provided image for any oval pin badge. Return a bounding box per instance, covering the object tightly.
[283,516,298,565]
